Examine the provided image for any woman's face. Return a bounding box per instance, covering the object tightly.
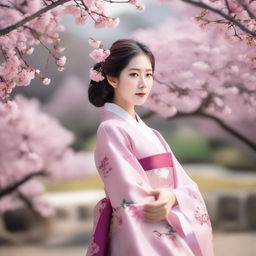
[109,54,153,112]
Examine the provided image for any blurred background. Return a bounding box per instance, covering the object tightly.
[1,1,256,256]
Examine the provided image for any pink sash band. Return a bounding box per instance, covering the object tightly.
[138,152,173,171]
[90,198,112,256]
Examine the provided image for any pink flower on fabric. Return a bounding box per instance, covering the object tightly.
[153,223,178,246]
[113,207,123,232]
[98,156,112,177]
[194,206,211,226]
[98,198,108,213]
[93,198,109,227]
[127,205,143,221]
[89,48,110,63]
[89,68,104,82]
[187,188,201,201]
[87,240,100,256]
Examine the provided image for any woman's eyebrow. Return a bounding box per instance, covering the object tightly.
[128,68,152,72]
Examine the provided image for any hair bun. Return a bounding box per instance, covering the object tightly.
[88,39,155,107]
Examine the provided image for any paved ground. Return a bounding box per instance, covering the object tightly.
[0,231,255,256]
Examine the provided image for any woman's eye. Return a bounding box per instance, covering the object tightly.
[130,73,139,77]
[146,73,153,77]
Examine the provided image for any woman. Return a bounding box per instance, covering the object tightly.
[86,39,213,256]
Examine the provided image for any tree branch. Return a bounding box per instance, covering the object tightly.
[238,0,256,22]
[0,170,46,198]
[175,111,256,150]
[0,0,71,36]
[18,191,33,209]
[0,4,12,9]
[181,0,256,38]
[141,110,256,151]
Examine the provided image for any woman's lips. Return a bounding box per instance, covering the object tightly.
[135,93,146,97]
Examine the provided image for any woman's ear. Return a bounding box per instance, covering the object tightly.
[107,75,118,88]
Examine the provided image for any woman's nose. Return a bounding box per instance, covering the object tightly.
[138,76,147,88]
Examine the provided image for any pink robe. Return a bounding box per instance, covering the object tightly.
[86,103,213,256]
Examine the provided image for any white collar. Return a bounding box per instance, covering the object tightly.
[103,103,165,151]
[103,102,146,126]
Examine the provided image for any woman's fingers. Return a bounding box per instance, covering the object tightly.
[143,189,176,222]
[149,189,161,198]
[144,206,169,215]
[143,204,170,222]
[144,200,167,209]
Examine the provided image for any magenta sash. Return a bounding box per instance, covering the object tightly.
[87,152,173,256]
[139,152,173,171]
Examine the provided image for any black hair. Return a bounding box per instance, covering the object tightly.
[88,39,155,107]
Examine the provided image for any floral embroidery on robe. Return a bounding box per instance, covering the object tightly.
[86,103,214,256]
[87,240,100,256]
[98,156,112,178]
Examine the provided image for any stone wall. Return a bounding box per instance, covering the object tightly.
[0,189,255,243]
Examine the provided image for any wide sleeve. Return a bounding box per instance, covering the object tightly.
[151,128,211,223]
[151,128,214,256]
[94,123,154,207]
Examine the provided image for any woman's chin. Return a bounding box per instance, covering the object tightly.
[135,101,146,106]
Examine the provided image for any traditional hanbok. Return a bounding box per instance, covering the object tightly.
[86,102,213,256]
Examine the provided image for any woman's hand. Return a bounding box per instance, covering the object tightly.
[143,188,177,223]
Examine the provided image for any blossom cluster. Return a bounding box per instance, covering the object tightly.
[134,18,256,119]
[160,0,256,46]
[195,0,256,45]
[0,0,144,100]
[0,95,96,216]
[88,38,110,82]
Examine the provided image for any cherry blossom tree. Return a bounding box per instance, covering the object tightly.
[0,95,97,216]
[160,0,256,45]
[134,18,256,150]
[0,0,146,218]
[0,0,144,101]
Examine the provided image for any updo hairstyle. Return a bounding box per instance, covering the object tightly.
[88,39,155,107]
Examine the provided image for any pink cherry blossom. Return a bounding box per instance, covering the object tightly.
[89,38,102,49]
[160,0,256,47]
[75,15,89,25]
[43,78,51,85]
[134,17,256,122]
[0,95,97,216]
[57,66,65,72]
[106,17,120,28]
[0,0,140,100]
[56,56,66,66]
[89,48,110,63]
[129,0,146,11]
[56,46,65,53]
[94,17,120,29]
[137,4,146,11]
[89,68,104,82]
[130,0,140,4]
